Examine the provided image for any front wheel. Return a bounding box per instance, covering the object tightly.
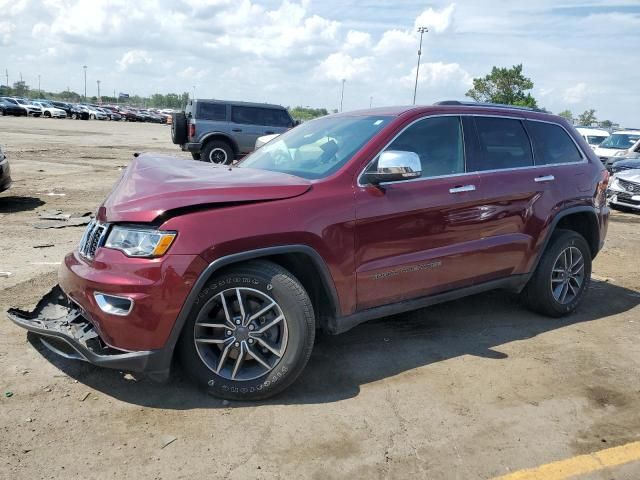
[521,229,591,317]
[178,260,315,400]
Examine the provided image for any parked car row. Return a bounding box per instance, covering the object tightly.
[0,96,174,123]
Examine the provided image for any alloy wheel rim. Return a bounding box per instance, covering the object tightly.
[208,148,228,164]
[550,246,585,304]
[194,287,288,381]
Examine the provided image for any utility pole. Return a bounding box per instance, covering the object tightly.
[369,96,373,108]
[38,74,41,96]
[5,69,8,89]
[83,65,87,102]
[192,85,196,100]
[97,80,101,103]
[413,26,428,105]
[340,79,346,112]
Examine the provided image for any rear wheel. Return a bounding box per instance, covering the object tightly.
[171,112,187,144]
[44,111,51,118]
[178,260,315,400]
[201,140,233,165]
[521,229,591,317]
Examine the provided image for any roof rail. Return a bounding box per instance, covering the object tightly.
[434,100,544,113]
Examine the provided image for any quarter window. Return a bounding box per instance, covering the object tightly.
[470,117,533,171]
[382,116,465,178]
[526,121,583,165]
[198,103,226,121]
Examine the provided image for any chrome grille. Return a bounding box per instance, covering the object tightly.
[618,178,640,194]
[79,220,108,259]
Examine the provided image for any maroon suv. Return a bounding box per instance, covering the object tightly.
[8,102,610,399]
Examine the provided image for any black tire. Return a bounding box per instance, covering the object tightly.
[71,113,78,120]
[0,108,5,116]
[178,260,315,400]
[171,112,187,144]
[201,140,233,164]
[191,152,201,161]
[44,111,51,118]
[521,229,592,317]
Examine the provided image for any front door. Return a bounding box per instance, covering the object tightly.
[230,106,269,153]
[355,115,489,310]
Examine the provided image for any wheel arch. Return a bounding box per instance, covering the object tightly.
[164,245,340,356]
[200,132,239,155]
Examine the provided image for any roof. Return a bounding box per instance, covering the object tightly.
[193,99,286,110]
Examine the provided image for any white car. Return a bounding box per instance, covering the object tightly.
[575,127,609,150]
[13,98,42,117]
[594,130,640,166]
[32,101,67,118]
[83,106,108,120]
[608,169,640,211]
[255,133,281,150]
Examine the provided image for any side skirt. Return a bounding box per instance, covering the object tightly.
[326,275,529,335]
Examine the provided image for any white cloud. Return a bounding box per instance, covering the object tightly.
[402,62,472,89]
[344,30,371,51]
[117,50,152,72]
[0,21,15,46]
[374,29,415,56]
[414,4,456,34]
[316,52,373,82]
[563,82,588,104]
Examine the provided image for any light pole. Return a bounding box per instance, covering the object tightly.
[192,85,196,100]
[83,65,87,102]
[369,96,373,108]
[97,80,101,103]
[412,26,428,105]
[38,74,41,96]
[340,79,346,112]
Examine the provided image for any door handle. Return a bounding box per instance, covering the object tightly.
[534,175,555,183]
[449,185,476,194]
[232,128,242,132]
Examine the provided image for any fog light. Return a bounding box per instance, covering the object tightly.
[94,293,134,316]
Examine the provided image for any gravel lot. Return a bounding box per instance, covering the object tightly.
[1,117,639,479]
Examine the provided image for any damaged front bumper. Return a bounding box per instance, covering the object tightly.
[7,286,171,381]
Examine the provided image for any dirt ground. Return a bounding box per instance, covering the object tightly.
[1,116,639,479]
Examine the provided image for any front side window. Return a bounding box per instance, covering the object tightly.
[261,108,293,128]
[527,121,582,165]
[231,106,263,125]
[198,103,226,121]
[375,116,465,178]
[239,115,391,179]
[470,117,533,171]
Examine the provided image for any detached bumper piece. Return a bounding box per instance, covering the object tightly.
[7,286,171,381]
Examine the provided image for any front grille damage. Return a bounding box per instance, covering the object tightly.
[79,220,108,260]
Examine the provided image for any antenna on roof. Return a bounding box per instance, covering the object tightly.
[434,100,544,113]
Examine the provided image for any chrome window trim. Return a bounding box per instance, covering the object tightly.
[357,113,589,187]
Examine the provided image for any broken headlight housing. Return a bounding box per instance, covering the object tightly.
[104,226,176,258]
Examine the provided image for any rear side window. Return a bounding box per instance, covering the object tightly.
[470,117,533,171]
[526,121,582,165]
[232,106,263,125]
[198,102,226,121]
[385,116,464,178]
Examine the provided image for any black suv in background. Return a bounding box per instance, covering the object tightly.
[50,101,90,120]
[171,99,295,163]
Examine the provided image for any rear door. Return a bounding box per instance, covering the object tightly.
[464,115,546,277]
[230,106,271,153]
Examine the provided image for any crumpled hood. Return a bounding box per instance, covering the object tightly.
[615,169,640,183]
[99,153,311,223]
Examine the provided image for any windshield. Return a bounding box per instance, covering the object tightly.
[599,133,640,150]
[238,115,392,179]
[586,135,608,145]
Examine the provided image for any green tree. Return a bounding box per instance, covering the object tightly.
[558,110,573,122]
[12,80,29,97]
[289,106,329,121]
[465,64,538,108]
[577,109,597,126]
[600,119,613,129]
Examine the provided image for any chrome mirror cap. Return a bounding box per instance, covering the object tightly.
[365,150,422,185]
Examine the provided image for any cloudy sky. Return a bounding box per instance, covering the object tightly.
[1,0,639,125]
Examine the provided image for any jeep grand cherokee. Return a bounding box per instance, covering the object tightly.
[8,101,610,400]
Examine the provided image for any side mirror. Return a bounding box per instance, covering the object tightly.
[364,150,422,185]
[293,120,301,127]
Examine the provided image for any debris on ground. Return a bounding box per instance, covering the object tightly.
[0,272,13,278]
[80,392,91,402]
[5,391,13,398]
[159,435,177,449]
[33,244,55,249]
[32,216,92,229]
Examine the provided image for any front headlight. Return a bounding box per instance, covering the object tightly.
[615,151,627,157]
[105,226,177,258]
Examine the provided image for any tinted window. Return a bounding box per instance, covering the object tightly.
[232,106,264,125]
[382,116,464,177]
[527,121,582,165]
[261,108,293,127]
[471,117,533,171]
[198,102,226,121]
